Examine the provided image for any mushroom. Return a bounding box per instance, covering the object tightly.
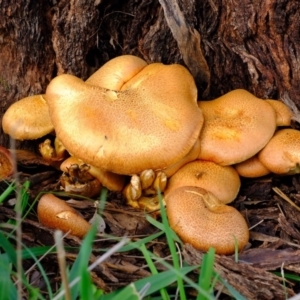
[60,156,126,193]
[86,55,148,89]
[265,99,294,127]
[45,62,203,175]
[198,89,277,165]
[258,128,300,174]
[165,186,249,255]
[0,146,14,179]
[235,155,271,178]
[164,160,241,204]
[2,94,54,140]
[37,193,91,238]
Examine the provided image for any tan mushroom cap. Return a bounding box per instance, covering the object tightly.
[86,55,148,89]
[37,193,91,238]
[165,186,249,255]
[2,94,54,140]
[265,99,293,127]
[258,129,300,174]
[46,62,203,175]
[235,155,270,178]
[60,156,126,191]
[0,146,14,179]
[164,160,240,204]
[198,89,277,165]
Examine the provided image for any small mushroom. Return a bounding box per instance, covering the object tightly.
[0,146,14,179]
[265,99,294,127]
[60,156,126,192]
[258,128,300,174]
[164,160,241,204]
[235,155,271,178]
[165,186,249,255]
[198,89,277,165]
[37,193,91,238]
[2,94,54,140]
[46,61,203,175]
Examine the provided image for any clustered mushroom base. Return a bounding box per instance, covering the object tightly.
[2,55,299,255]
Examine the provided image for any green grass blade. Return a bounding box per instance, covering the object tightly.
[218,277,247,300]
[0,253,17,300]
[96,231,164,253]
[111,283,141,300]
[0,231,17,268]
[145,214,181,244]
[100,265,197,300]
[158,192,186,300]
[68,223,97,299]
[80,267,94,300]
[197,248,215,300]
[140,243,170,300]
[0,181,15,204]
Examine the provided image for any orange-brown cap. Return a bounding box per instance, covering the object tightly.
[165,186,249,255]
[258,128,300,174]
[86,55,148,89]
[46,61,203,175]
[235,155,270,178]
[37,193,91,238]
[198,89,277,165]
[164,160,240,204]
[0,146,13,179]
[2,95,53,140]
[265,99,293,127]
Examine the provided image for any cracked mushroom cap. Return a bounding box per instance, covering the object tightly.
[198,89,277,165]
[46,61,203,175]
[2,95,54,140]
[165,186,249,255]
[164,160,241,204]
[258,128,300,174]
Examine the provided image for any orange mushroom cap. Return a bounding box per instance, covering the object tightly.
[86,55,148,90]
[258,128,300,174]
[165,186,249,255]
[198,89,277,165]
[265,99,293,127]
[164,160,240,204]
[2,95,54,140]
[46,61,203,175]
[37,193,91,238]
[235,155,270,178]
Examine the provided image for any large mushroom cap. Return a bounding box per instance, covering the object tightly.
[164,160,241,204]
[2,94,54,140]
[198,89,277,165]
[46,62,203,175]
[258,128,300,174]
[165,186,249,254]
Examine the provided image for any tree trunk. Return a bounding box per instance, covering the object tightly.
[1,0,300,148]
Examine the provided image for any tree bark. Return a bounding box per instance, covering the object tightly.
[1,0,300,147]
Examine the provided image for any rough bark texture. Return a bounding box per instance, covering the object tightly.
[1,0,300,147]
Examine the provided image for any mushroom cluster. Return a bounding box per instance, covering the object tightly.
[2,55,299,254]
